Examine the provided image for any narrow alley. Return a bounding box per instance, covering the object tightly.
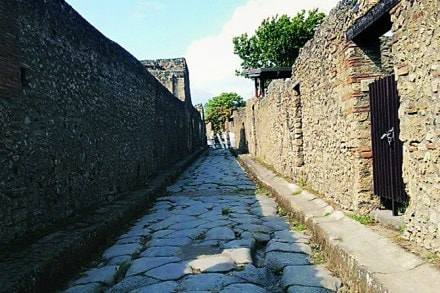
[63,150,341,292]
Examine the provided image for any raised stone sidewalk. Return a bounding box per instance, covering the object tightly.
[238,154,440,293]
[63,149,342,292]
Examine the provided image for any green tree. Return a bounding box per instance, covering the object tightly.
[205,92,245,134]
[233,9,325,74]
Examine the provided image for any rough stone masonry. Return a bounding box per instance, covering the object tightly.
[0,0,204,246]
[230,0,439,253]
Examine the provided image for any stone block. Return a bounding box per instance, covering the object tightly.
[360,79,375,92]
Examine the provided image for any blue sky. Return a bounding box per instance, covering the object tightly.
[66,0,339,105]
[66,0,247,60]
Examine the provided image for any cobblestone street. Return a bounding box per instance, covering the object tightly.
[63,150,341,292]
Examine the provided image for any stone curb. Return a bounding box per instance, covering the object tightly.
[0,147,207,293]
[237,154,440,293]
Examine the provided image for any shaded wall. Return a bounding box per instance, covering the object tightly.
[0,0,204,245]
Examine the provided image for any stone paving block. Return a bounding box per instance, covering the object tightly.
[222,248,253,265]
[149,215,197,231]
[140,246,181,257]
[266,240,312,255]
[72,266,119,285]
[242,231,271,243]
[230,215,262,225]
[122,227,151,238]
[158,195,181,203]
[231,264,276,287]
[148,236,192,247]
[151,229,176,238]
[136,281,179,293]
[107,276,159,292]
[236,223,272,234]
[135,211,168,226]
[222,238,256,249]
[126,256,181,276]
[179,273,244,291]
[102,243,143,259]
[200,216,232,225]
[64,283,101,293]
[162,228,205,240]
[272,230,310,244]
[262,217,290,231]
[240,197,258,204]
[199,209,223,217]
[144,262,192,281]
[169,219,208,230]
[229,206,250,214]
[222,283,267,293]
[264,251,310,271]
[188,255,236,273]
[281,265,341,291]
[199,183,220,190]
[152,201,173,210]
[205,226,235,240]
[171,198,200,207]
[194,239,225,247]
[198,196,220,204]
[116,236,143,245]
[107,255,132,266]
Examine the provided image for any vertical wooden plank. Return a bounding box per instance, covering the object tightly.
[369,80,379,196]
[369,75,408,210]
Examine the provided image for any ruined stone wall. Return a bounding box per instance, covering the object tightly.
[244,80,304,178]
[234,0,439,252]
[0,0,204,245]
[237,0,384,211]
[291,0,391,212]
[141,58,191,103]
[391,0,439,252]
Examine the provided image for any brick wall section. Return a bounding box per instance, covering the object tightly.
[391,0,439,252]
[232,0,439,252]
[0,0,21,98]
[0,0,204,245]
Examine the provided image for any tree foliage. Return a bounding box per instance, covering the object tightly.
[233,9,325,74]
[205,92,245,134]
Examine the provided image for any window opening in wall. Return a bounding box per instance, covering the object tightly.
[172,75,178,97]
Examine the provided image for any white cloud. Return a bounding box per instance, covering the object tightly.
[185,0,339,105]
[132,1,165,18]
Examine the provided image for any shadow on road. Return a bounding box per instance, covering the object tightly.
[63,149,341,292]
